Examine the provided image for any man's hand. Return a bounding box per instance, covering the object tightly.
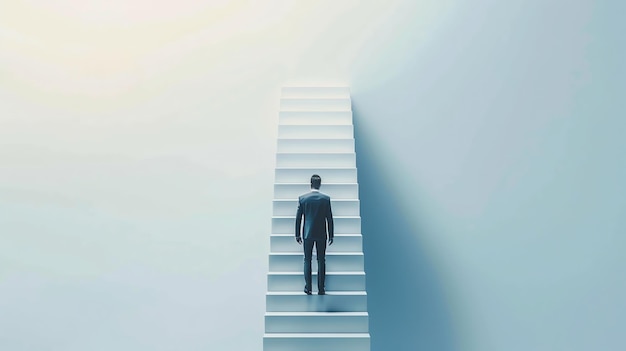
[296,237,302,245]
[328,238,333,246]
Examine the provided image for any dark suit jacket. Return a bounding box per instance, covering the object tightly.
[295,190,334,241]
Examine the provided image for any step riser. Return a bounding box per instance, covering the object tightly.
[277,139,355,153]
[276,153,356,168]
[268,274,366,291]
[280,98,351,111]
[274,200,360,216]
[278,125,354,139]
[279,111,353,125]
[281,87,350,98]
[265,315,368,333]
[274,184,359,200]
[264,336,369,351]
[273,217,361,234]
[270,235,362,253]
[275,169,358,183]
[266,294,368,312]
[269,254,364,272]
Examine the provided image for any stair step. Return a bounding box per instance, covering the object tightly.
[276,153,356,168]
[264,332,370,351]
[274,183,358,200]
[265,312,368,333]
[279,111,353,125]
[275,168,357,183]
[267,272,366,291]
[269,252,364,272]
[281,87,350,98]
[272,216,361,234]
[273,199,359,216]
[280,98,351,111]
[270,234,362,253]
[277,139,355,153]
[266,291,368,312]
[278,125,353,139]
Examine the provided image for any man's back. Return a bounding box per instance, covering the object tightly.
[296,191,334,241]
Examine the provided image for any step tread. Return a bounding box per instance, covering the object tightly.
[280,110,352,113]
[270,252,363,256]
[276,139,354,143]
[279,100,350,102]
[278,125,354,128]
[270,234,362,237]
[281,87,350,95]
[273,199,359,202]
[264,333,369,338]
[274,182,358,185]
[267,291,366,296]
[275,167,356,169]
[281,86,350,88]
[273,215,360,219]
[277,150,356,154]
[266,312,368,316]
[271,232,361,234]
[281,97,351,100]
[268,272,365,276]
[276,152,355,155]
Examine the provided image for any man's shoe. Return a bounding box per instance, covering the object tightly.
[318,290,326,295]
[304,289,312,295]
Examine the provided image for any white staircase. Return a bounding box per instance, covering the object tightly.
[264,87,370,351]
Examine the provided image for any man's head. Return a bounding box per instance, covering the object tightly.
[310,174,321,190]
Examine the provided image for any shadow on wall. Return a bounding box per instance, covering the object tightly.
[353,105,457,351]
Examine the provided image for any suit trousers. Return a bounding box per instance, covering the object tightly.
[303,238,327,292]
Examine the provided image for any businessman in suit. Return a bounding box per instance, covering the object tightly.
[295,174,334,295]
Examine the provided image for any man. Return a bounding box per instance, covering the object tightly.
[295,174,334,295]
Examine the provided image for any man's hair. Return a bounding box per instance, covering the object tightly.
[310,174,322,189]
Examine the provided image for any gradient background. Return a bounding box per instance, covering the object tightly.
[1,1,624,350]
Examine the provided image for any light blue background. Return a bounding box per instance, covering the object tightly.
[1,1,624,350]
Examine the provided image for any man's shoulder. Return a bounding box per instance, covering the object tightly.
[299,191,330,201]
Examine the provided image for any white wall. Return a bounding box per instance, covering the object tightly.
[1,1,624,350]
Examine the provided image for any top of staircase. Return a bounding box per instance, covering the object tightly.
[281,87,350,99]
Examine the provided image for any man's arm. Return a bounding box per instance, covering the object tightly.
[326,198,334,245]
[295,197,303,244]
